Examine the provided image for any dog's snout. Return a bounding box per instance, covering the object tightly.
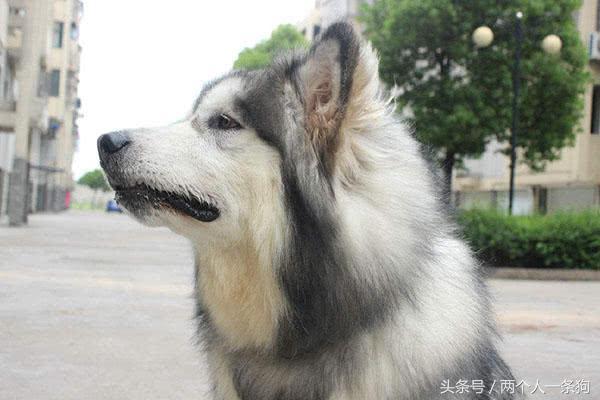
[98,131,131,156]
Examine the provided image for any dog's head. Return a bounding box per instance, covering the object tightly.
[98,22,384,244]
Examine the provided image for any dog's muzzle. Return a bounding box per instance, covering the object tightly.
[97,130,220,223]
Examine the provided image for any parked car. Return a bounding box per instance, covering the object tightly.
[106,199,123,213]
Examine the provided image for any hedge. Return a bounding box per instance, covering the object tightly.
[457,209,600,270]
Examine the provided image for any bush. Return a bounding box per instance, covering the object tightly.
[457,209,600,270]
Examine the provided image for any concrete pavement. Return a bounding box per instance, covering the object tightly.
[0,211,210,399]
[495,280,600,398]
[1,211,599,399]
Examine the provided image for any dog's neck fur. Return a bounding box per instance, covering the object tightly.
[193,210,288,352]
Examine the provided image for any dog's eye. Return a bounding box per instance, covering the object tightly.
[213,114,241,130]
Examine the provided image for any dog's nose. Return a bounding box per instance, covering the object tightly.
[98,131,131,155]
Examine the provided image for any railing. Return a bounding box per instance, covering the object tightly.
[7,4,26,29]
[0,102,17,130]
[68,42,81,71]
[0,100,17,112]
[6,26,22,50]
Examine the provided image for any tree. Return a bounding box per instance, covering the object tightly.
[361,0,588,197]
[78,169,109,192]
[233,24,308,70]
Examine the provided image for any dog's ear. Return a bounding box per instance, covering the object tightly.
[295,22,360,172]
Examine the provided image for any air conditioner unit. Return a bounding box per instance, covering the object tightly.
[589,32,600,61]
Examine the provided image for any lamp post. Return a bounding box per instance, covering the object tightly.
[508,11,523,216]
[473,12,562,215]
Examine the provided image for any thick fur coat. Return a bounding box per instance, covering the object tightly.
[99,22,518,400]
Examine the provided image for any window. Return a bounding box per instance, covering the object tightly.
[313,25,321,38]
[49,70,60,97]
[52,22,64,48]
[534,186,548,214]
[591,85,600,134]
[70,22,79,40]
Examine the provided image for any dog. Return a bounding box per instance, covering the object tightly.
[98,22,519,400]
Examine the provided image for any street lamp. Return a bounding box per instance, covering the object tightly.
[472,26,494,48]
[473,12,562,215]
[542,34,563,55]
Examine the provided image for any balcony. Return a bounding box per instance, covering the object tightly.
[0,100,17,111]
[0,101,17,131]
[7,1,25,29]
[68,43,81,71]
[6,26,22,59]
[0,81,47,132]
[31,97,49,131]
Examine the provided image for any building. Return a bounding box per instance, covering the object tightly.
[0,0,15,218]
[298,0,372,41]
[0,0,82,225]
[299,0,600,214]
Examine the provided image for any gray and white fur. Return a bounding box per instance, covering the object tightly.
[98,22,520,400]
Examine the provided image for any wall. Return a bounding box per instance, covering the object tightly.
[0,0,8,46]
[547,186,600,213]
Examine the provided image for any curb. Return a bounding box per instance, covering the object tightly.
[486,267,600,281]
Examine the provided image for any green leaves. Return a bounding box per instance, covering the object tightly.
[233,24,308,70]
[458,209,600,269]
[361,0,588,174]
[78,169,110,192]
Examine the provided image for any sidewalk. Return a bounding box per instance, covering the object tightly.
[489,267,600,281]
[1,211,598,399]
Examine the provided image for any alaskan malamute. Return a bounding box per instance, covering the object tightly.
[99,22,518,400]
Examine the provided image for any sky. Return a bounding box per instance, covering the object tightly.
[73,0,315,179]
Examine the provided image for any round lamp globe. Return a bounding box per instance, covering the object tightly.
[542,34,562,55]
[473,26,494,48]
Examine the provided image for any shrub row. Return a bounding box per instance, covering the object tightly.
[457,209,600,270]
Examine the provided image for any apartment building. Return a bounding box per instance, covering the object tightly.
[300,0,600,214]
[0,0,14,218]
[298,0,372,41]
[0,0,82,225]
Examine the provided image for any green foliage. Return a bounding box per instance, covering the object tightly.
[458,209,600,269]
[361,0,589,182]
[70,202,104,211]
[78,169,109,192]
[233,24,308,70]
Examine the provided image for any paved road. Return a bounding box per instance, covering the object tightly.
[1,211,598,399]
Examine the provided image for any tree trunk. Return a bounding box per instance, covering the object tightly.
[443,150,455,203]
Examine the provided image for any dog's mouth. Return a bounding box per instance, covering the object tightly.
[114,184,220,222]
